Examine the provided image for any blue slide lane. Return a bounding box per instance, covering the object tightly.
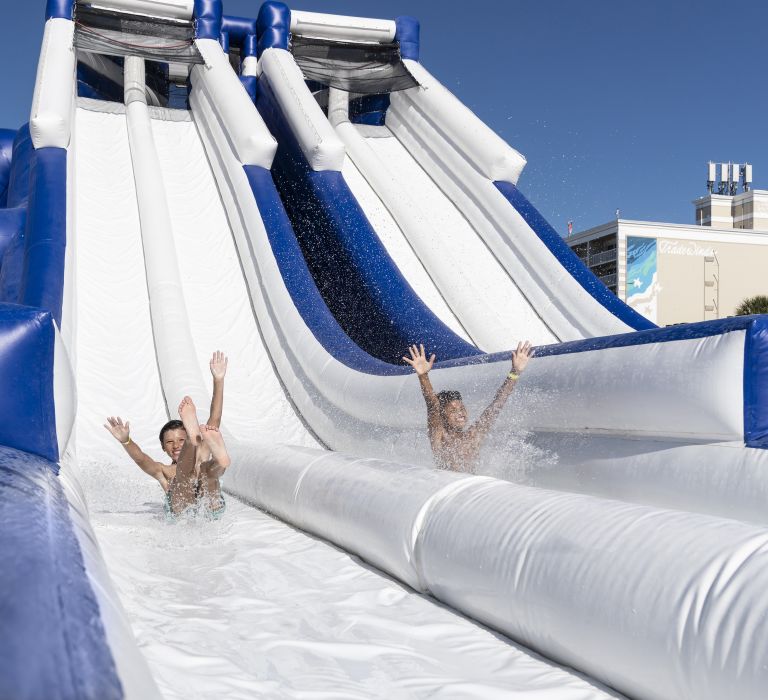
[0,444,123,700]
[494,181,656,332]
[256,75,479,365]
[246,164,416,376]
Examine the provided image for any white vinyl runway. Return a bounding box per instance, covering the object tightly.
[76,457,620,700]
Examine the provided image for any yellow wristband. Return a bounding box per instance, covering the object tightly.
[508,372,520,381]
[122,437,131,446]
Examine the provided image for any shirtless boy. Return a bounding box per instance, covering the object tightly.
[104,351,231,517]
[403,341,533,473]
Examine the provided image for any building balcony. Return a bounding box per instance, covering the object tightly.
[597,273,617,287]
[588,249,617,267]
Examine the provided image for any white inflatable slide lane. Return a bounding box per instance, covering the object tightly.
[149,106,314,445]
[71,102,168,699]
[66,72,620,700]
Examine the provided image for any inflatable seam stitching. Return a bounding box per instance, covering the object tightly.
[265,50,323,147]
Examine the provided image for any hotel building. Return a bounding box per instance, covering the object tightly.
[567,166,768,326]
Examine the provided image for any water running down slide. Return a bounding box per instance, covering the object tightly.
[2,2,768,699]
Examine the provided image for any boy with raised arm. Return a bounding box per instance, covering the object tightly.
[403,341,533,473]
[104,351,231,518]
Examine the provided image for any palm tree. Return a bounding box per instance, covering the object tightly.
[734,295,768,316]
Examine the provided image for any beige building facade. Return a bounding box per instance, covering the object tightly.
[693,189,768,229]
[568,207,768,327]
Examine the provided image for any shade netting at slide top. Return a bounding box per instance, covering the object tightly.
[290,35,418,94]
[73,4,203,64]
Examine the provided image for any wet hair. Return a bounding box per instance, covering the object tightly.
[436,390,463,408]
[159,419,185,445]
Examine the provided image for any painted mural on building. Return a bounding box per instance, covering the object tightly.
[625,237,658,323]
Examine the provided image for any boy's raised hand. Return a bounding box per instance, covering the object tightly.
[104,416,130,443]
[402,344,435,376]
[209,350,228,381]
[511,340,533,374]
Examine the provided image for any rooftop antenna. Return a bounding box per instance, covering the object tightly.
[718,163,728,194]
[730,163,740,195]
[743,163,753,192]
[706,161,716,193]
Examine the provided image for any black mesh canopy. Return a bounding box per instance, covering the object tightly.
[74,3,203,64]
[290,35,418,94]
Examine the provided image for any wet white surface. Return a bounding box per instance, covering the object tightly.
[77,459,620,700]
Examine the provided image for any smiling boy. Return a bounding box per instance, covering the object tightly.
[104,351,231,518]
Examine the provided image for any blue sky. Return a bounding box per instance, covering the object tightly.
[3,1,768,234]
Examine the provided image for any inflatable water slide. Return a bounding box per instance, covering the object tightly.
[2,1,768,698]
